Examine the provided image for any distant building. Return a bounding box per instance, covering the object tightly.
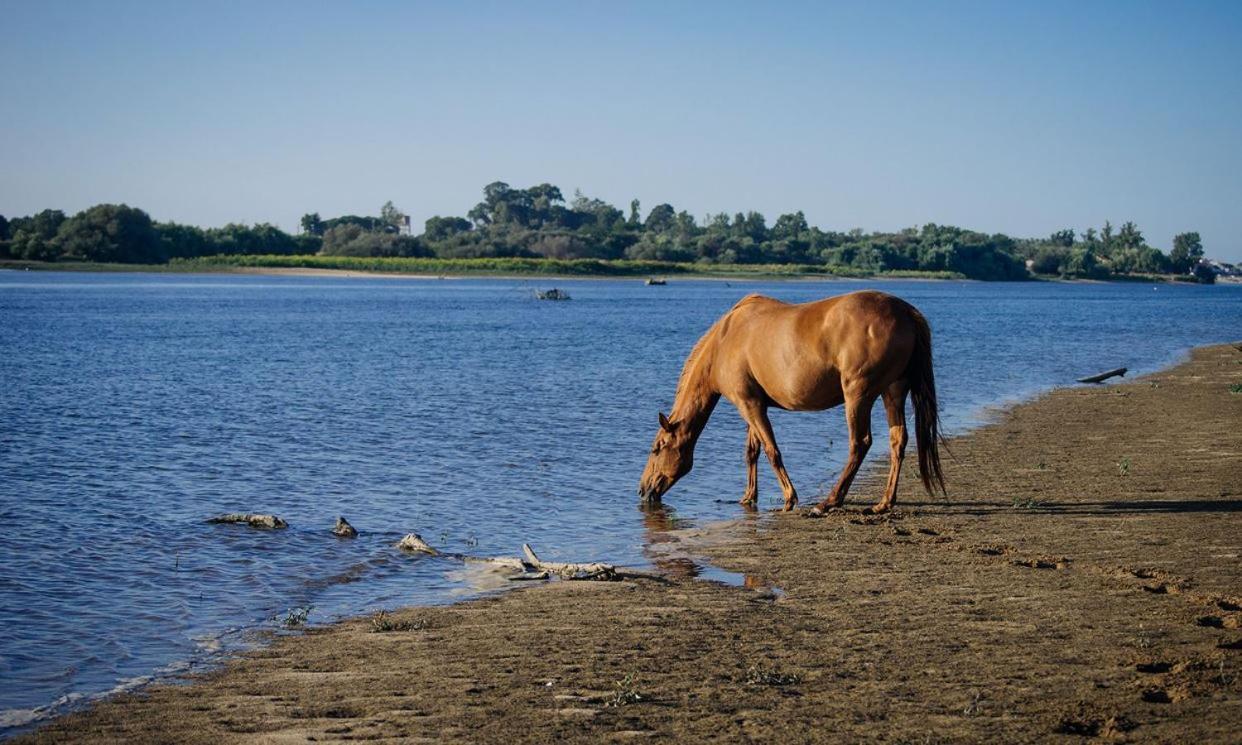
[1206,258,1239,276]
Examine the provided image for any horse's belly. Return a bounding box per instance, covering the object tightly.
[763,369,844,411]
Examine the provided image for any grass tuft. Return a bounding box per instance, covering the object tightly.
[744,665,802,687]
[369,610,425,633]
[606,673,644,707]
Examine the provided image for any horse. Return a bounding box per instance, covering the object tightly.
[637,290,945,514]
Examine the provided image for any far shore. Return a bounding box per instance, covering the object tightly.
[17,343,1242,744]
[4,257,1225,284]
[0,258,962,282]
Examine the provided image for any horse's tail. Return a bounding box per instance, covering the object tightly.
[905,306,946,495]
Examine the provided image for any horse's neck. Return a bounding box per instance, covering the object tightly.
[671,338,721,441]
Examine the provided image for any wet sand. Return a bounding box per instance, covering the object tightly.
[19,344,1242,743]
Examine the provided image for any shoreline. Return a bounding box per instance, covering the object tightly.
[5,258,1221,284]
[14,344,1242,743]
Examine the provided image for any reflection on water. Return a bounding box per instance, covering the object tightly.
[1,272,1240,731]
[640,504,703,580]
[638,503,782,597]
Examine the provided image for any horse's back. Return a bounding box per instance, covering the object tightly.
[714,291,916,409]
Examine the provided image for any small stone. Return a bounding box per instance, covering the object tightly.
[332,516,358,538]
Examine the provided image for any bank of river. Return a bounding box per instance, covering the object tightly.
[19,344,1241,743]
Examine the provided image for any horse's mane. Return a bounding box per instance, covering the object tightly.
[672,326,717,408]
[670,295,763,417]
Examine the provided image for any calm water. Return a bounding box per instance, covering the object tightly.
[1,272,1239,730]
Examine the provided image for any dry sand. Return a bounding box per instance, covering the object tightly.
[18,344,1242,743]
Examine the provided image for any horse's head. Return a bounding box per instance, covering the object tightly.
[638,412,695,502]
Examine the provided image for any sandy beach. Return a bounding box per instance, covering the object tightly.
[17,344,1241,744]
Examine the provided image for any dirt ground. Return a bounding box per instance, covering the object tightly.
[19,345,1242,744]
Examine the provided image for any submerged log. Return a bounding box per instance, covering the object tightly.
[332,516,358,538]
[1077,367,1128,384]
[207,513,287,529]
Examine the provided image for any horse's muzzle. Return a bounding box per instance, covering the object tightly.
[637,476,669,503]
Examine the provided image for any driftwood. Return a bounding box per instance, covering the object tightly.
[521,544,618,580]
[395,533,632,581]
[207,513,287,529]
[1077,367,1127,384]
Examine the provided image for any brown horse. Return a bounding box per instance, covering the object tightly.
[637,290,944,514]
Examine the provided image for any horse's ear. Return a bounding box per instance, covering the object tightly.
[658,412,672,431]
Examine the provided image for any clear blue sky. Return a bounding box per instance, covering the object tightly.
[3,1,1240,259]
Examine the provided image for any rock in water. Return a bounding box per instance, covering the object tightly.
[207,513,287,529]
[396,533,439,555]
[333,516,358,538]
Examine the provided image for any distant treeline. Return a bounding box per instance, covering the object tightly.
[0,182,1215,282]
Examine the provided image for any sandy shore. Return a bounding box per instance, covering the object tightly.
[18,345,1242,743]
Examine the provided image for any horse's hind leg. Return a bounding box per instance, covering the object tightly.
[814,393,875,513]
[740,428,761,509]
[872,382,909,514]
[737,401,798,511]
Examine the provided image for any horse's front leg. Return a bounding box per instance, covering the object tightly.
[740,428,760,509]
[738,402,798,511]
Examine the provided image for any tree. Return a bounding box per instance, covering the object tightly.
[322,214,384,232]
[1062,247,1099,277]
[155,222,209,259]
[321,223,426,257]
[423,216,472,242]
[380,201,407,231]
[300,213,324,236]
[1099,221,1115,255]
[772,211,809,241]
[206,222,300,255]
[644,204,676,233]
[55,204,160,263]
[525,183,563,212]
[1117,221,1143,250]
[1030,246,1069,274]
[628,199,641,226]
[1170,232,1203,273]
[740,211,768,242]
[1049,229,1075,248]
[7,209,66,261]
